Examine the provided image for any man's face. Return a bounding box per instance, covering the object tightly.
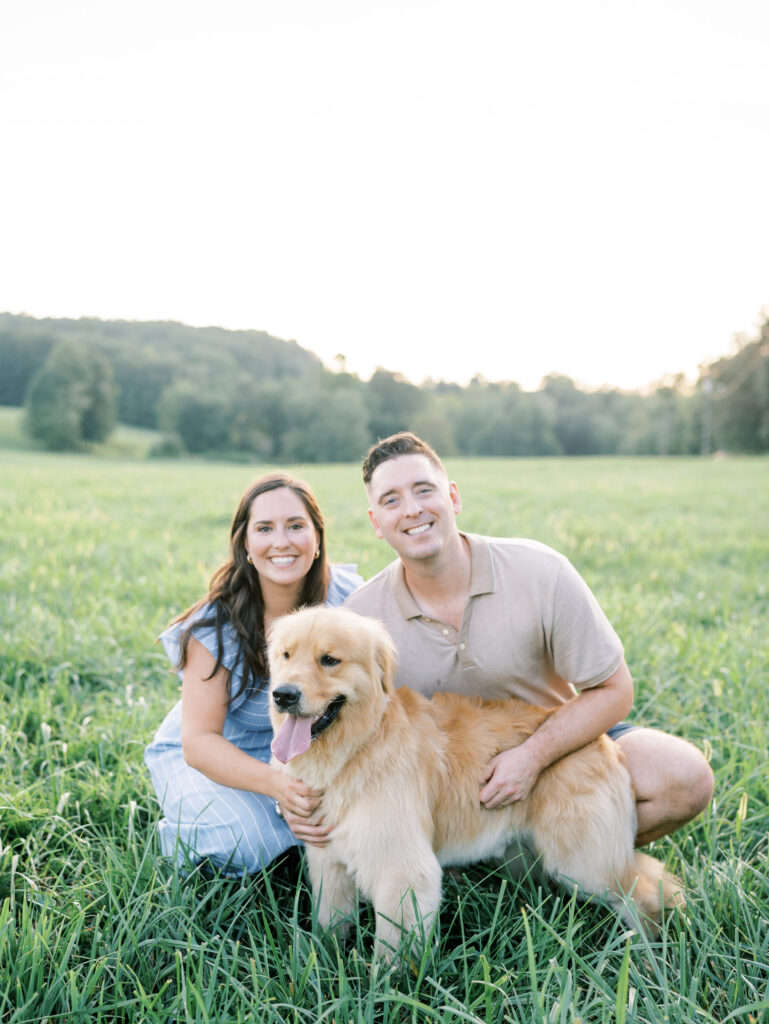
[365,454,461,563]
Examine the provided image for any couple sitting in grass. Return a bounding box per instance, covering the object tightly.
[145,432,713,878]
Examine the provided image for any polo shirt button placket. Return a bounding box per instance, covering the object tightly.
[458,634,472,668]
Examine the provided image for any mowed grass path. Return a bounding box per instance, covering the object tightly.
[1,450,767,1023]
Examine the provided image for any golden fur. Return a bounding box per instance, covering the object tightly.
[268,606,683,958]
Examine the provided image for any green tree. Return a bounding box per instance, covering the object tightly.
[250,380,294,459]
[24,342,117,450]
[539,375,626,455]
[366,369,425,441]
[281,382,370,463]
[446,379,561,456]
[112,353,176,427]
[157,383,232,454]
[0,330,55,405]
[707,312,769,452]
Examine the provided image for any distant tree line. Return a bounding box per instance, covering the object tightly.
[1,310,767,459]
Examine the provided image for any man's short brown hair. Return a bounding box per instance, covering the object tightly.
[362,432,446,484]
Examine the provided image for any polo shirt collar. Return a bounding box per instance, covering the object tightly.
[466,532,495,596]
[391,532,495,620]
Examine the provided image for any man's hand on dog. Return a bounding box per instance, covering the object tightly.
[480,745,542,809]
[274,775,334,846]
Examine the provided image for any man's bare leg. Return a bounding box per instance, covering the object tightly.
[615,727,714,846]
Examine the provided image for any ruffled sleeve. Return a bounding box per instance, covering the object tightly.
[158,569,361,702]
[159,602,242,679]
[326,564,364,607]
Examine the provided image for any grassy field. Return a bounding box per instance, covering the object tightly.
[1,449,768,1023]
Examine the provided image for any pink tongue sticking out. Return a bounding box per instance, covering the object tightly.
[271,715,315,764]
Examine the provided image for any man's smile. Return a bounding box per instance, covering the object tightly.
[404,522,433,536]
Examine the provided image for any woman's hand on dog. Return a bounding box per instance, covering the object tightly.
[479,745,542,809]
[273,774,334,847]
[284,811,334,846]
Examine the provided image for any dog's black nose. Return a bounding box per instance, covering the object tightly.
[272,685,302,711]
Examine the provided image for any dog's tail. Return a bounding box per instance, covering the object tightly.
[619,852,685,934]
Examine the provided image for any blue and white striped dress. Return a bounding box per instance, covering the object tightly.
[144,564,362,875]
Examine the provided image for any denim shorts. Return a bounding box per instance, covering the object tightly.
[606,721,638,741]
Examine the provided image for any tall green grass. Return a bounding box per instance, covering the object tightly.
[1,450,768,1022]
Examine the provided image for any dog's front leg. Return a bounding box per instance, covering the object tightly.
[370,846,442,962]
[306,848,357,940]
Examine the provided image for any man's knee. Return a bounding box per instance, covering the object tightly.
[679,746,714,817]
[618,728,713,816]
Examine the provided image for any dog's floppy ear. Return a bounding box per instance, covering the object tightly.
[373,623,397,694]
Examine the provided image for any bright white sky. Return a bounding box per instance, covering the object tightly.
[2,0,768,390]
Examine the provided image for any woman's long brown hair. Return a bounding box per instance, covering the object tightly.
[171,473,329,698]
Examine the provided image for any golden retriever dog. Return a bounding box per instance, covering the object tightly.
[268,606,684,959]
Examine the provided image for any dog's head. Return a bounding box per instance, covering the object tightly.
[267,606,396,765]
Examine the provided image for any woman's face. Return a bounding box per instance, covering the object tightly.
[244,487,319,592]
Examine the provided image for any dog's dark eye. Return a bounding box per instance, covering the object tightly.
[320,654,340,667]
[282,651,290,660]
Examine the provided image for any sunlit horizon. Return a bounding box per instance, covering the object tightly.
[2,301,762,395]
[2,1,768,394]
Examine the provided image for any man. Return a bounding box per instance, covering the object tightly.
[344,432,713,846]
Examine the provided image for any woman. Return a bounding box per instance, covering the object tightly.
[144,473,362,875]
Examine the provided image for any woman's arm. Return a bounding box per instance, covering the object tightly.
[179,636,330,843]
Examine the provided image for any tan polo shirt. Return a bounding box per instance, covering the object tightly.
[343,533,624,708]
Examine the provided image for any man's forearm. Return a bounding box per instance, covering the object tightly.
[479,661,633,808]
[523,664,634,773]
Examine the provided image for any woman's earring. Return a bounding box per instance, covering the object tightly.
[314,550,320,560]
[247,554,253,565]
